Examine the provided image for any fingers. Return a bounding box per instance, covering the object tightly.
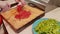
[15,0,26,5]
[0,1,10,12]
[20,0,26,5]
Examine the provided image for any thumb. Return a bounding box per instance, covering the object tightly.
[21,0,26,5]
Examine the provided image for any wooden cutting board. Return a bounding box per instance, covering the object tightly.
[1,5,45,32]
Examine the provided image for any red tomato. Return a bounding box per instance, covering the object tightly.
[17,5,23,12]
[15,14,21,19]
[0,15,3,26]
[15,10,31,19]
[19,10,31,19]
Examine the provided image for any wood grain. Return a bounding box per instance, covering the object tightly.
[1,5,44,32]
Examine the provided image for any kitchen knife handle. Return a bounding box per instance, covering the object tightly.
[11,2,19,7]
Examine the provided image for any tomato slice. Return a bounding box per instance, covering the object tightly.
[15,10,31,19]
[17,5,23,12]
[16,5,31,19]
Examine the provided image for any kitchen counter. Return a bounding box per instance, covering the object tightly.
[3,7,60,34]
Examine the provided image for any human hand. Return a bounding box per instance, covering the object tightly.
[15,0,26,5]
[0,1,10,12]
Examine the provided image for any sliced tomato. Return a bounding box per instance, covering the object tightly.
[15,14,21,19]
[17,5,23,12]
[15,10,31,19]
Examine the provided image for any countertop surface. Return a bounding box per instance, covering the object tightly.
[0,0,60,34]
[3,7,60,34]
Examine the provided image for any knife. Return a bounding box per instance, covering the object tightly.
[0,2,18,12]
[10,2,19,7]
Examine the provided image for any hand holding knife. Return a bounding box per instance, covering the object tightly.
[0,0,26,12]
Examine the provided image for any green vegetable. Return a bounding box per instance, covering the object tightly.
[34,19,60,34]
[40,32,46,34]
